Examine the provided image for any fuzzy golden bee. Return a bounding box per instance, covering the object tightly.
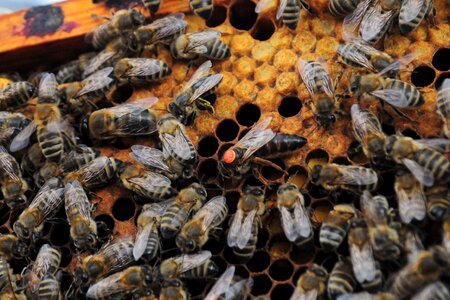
[0,146,28,208]
[291,264,328,300]
[319,204,356,252]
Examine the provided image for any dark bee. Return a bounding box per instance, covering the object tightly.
[0,146,28,208]
[327,258,357,299]
[21,143,46,176]
[113,58,172,85]
[0,234,29,260]
[276,0,315,30]
[0,81,35,110]
[0,112,30,146]
[59,145,99,174]
[159,250,218,280]
[329,0,361,16]
[189,0,213,20]
[55,52,96,83]
[411,281,450,300]
[426,185,450,221]
[26,244,61,294]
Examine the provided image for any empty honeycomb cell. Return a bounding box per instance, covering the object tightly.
[112,198,135,221]
[251,18,276,41]
[269,259,294,281]
[233,56,256,79]
[255,64,278,85]
[198,159,219,182]
[290,247,315,265]
[204,238,225,255]
[216,119,240,142]
[378,170,397,198]
[229,0,257,30]
[50,222,70,246]
[306,149,329,169]
[257,228,270,249]
[252,274,273,296]
[435,72,450,89]
[188,280,208,297]
[223,245,240,264]
[347,141,368,164]
[381,123,396,135]
[432,48,450,71]
[334,190,358,205]
[315,251,339,271]
[202,93,217,108]
[110,83,133,104]
[278,96,302,117]
[275,72,299,95]
[0,204,10,225]
[233,79,258,101]
[271,283,294,300]
[401,128,421,139]
[211,255,228,274]
[251,42,276,62]
[214,95,239,119]
[332,156,351,165]
[0,227,10,234]
[230,33,255,55]
[234,265,250,278]
[292,31,317,53]
[225,191,240,214]
[268,235,292,258]
[261,159,286,181]
[42,222,53,238]
[198,136,219,157]
[307,182,329,199]
[236,103,261,126]
[59,247,72,267]
[315,36,339,59]
[205,184,222,198]
[273,49,298,71]
[311,200,333,224]
[206,5,227,28]
[286,165,308,189]
[411,65,436,87]
[243,175,264,188]
[60,271,73,294]
[247,250,271,272]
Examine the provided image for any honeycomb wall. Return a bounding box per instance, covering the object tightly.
[0,0,449,298]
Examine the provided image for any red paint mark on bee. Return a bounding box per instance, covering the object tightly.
[22,5,64,37]
[60,22,78,33]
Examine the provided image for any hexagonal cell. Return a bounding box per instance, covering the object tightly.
[251,274,273,296]
[347,141,368,164]
[290,246,315,265]
[59,247,72,267]
[198,135,219,157]
[0,204,10,226]
[110,83,133,103]
[211,255,228,274]
[206,5,227,28]
[278,96,302,117]
[251,18,276,41]
[225,191,240,214]
[332,156,351,165]
[234,265,249,278]
[268,234,292,259]
[216,119,240,142]
[243,175,264,187]
[197,159,219,182]
[205,183,222,198]
[204,238,226,255]
[246,250,271,272]
[306,181,329,199]
[112,198,136,221]
[261,158,286,181]
[50,222,70,246]
[432,48,450,71]
[411,65,436,87]
[229,0,257,30]
[311,200,333,224]
[269,259,294,281]
[256,228,270,249]
[236,103,261,126]
[271,284,294,300]
[401,128,421,139]
[285,165,309,189]
[306,149,329,169]
[435,72,450,89]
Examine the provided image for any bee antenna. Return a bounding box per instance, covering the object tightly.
[159,247,179,255]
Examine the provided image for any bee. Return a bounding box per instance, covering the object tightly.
[55,52,96,83]
[0,256,19,294]
[290,264,328,300]
[64,156,120,190]
[328,0,361,16]
[411,281,450,300]
[133,202,170,261]
[119,163,176,201]
[0,146,28,208]
[385,135,450,186]
[0,234,28,260]
[129,13,187,52]
[13,178,64,240]
[337,292,397,300]
[394,167,427,224]
[426,185,450,221]
[297,59,338,129]
[319,204,356,252]
[401,227,424,263]
[348,218,383,293]
[37,274,61,300]
[160,183,207,239]
[80,98,158,141]
[168,60,222,125]
[159,250,218,280]
[189,0,213,20]
[27,244,61,294]
[37,72,61,105]
[219,117,306,182]
[399,0,435,35]
[227,186,265,263]
[310,163,379,192]
[59,145,100,175]
[86,265,153,299]
[277,183,313,247]
[20,143,46,176]
[159,279,188,300]
[176,196,228,252]
[65,180,97,251]
[360,191,401,260]
[0,81,35,110]
[436,78,449,138]
[390,246,450,299]
[0,112,30,146]
[327,258,357,300]
[275,0,314,30]
[86,9,145,50]
[113,58,172,85]
[170,29,231,61]
[75,240,135,286]
[205,266,253,300]
[141,0,162,15]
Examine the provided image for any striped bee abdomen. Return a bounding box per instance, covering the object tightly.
[232,221,258,263]
[415,148,450,183]
[254,134,307,159]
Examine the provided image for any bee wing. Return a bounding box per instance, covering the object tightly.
[350,242,377,283]
[395,172,426,224]
[184,30,221,54]
[30,188,65,219]
[189,74,223,103]
[337,292,373,300]
[9,120,37,152]
[401,0,426,22]
[123,58,163,77]
[279,202,311,242]
[128,172,171,188]
[133,222,154,260]
[402,158,434,187]
[293,200,312,238]
[64,180,91,222]
[331,165,378,186]
[160,125,196,162]
[38,73,58,99]
[236,209,257,249]
[359,4,395,43]
[369,89,411,108]
[342,0,373,40]
[255,0,273,13]
[276,0,288,20]
[413,139,450,152]
[181,60,212,93]
[130,145,171,172]
[75,67,114,98]
[297,59,334,98]
[232,117,276,162]
[177,250,212,273]
[86,270,128,298]
[0,146,19,182]
[205,266,235,300]
[412,282,450,300]
[228,208,244,247]
[350,104,384,143]
[195,196,227,232]
[378,52,417,77]
[338,44,372,70]
[83,51,116,77]
[146,14,187,42]
[226,278,253,300]
[290,288,318,300]
[405,230,424,263]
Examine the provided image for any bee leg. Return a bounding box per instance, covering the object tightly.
[380,101,414,123]
[427,7,437,27]
[90,13,111,21]
[197,98,215,114]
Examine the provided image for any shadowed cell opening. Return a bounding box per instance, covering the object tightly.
[205,184,222,198]
[229,0,257,30]
[0,227,9,234]
[307,182,329,199]
[246,250,271,272]
[411,65,435,87]
[293,267,307,284]
[315,251,338,272]
[204,238,225,255]
[112,198,135,221]
[235,265,250,278]
[60,271,73,293]
[290,247,315,265]
[381,123,396,135]
[95,214,115,238]
[278,96,302,117]
[200,93,217,108]
[379,170,396,198]
[0,204,10,225]
[216,119,240,142]
[236,103,261,126]
[243,175,264,188]
[432,48,450,71]
[186,279,206,297]
[311,200,333,224]
[401,128,421,139]
[198,159,219,182]
[251,18,276,41]
[110,83,133,103]
[306,149,329,169]
[206,5,227,28]
[269,259,294,281]
[60,247,72,267]
[225,191,240,214]
[251,274,273,296]
[261,158,285,181]
[347,141,368,164]
[198,135,219,157]
[211,255,228,275]
[332,156,351,165]
[285,165,309,189]
[435,72,450,89]
[223,245,240,264]
[257,228,270,248]
[271,284,294,300]
[50,222,70,246]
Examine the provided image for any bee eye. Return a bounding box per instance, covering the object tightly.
[197,189,206,197]
[254,189,263,196]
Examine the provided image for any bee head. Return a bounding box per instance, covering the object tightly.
[277,182,297,195]
[14,239,29,258]
[13,221,30,240]
[6,193,27,210]
[350,75,361,93]
[130,10,146,27]
[316,113,336,130]
[310,165,323,183]
[74,266,89,285]
[127,33,140,52]
[168,102,187,124]
[79,114,91,142]
[175,235,198,253]
[26,83,37,98]
[74,231,97,251]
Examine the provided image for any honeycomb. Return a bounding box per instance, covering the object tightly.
[1,0,450,299]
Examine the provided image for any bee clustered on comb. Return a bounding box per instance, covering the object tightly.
[0,0,449,299]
